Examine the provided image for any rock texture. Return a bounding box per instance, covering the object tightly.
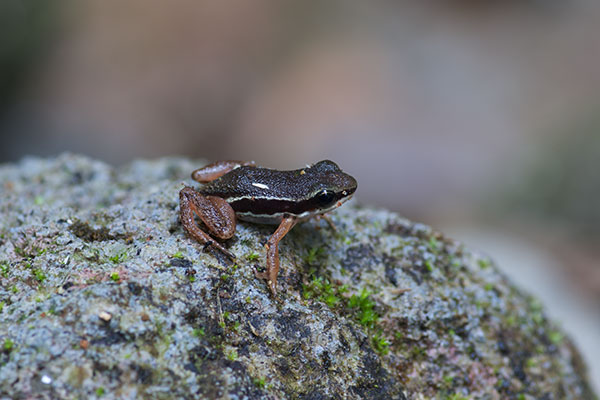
[0,154,596,399]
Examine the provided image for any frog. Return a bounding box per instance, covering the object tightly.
[179,159,357,295]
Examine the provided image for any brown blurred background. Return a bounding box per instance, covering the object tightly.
[1,0,599,390]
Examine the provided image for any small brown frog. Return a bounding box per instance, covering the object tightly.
[179,160,357,295]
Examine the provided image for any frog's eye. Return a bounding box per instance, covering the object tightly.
[316,189,336,207]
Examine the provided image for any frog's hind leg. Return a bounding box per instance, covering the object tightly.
[191,160,256,183]
[179,187,236,260]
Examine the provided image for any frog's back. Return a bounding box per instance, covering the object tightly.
[197,160,356,222]
[199,165,316,200]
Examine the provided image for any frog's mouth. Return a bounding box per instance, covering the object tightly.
[303,189,355,219]
[325,192,354,213]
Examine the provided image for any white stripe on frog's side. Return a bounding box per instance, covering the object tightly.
[234,194,354,224]
[224,195,303,203]
[224,192,351,203]
[236,210,316,224]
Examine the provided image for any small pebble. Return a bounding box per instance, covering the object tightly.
[98,311,112,322]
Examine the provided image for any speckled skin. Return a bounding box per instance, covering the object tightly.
[199,160,358,219]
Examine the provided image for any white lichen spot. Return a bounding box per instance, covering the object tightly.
[98,311,112,322]
[41,375,52,385]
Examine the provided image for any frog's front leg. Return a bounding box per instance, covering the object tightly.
[191,160,255,183]
[179,187,236,259]
[255,216,297,295]
[315,214,337,232]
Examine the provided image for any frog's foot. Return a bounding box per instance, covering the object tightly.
[254,267,278,296]
[204,240,236,261]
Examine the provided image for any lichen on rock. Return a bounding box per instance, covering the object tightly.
[0,154,596,399]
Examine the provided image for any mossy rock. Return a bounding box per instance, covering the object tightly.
[0,154,595,399]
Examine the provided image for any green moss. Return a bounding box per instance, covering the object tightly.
[108,249,128,264]
[302,276,345,308]
[478,258,491,270]
[428,237,440,253]
[304,246,325,265]
[448,256,461,269]
[154,320,165,336]
[446,394,468,400]
[442,375,454,387]
[348,288,379,328]
[95,387,105,396]
[0,301,4,313]
[246,252,260,262]
[410,346,426,359]
[233,321,242,332]
[0,261,8,277]
[192,328,205,337]
[32,268,46,283]
[110,272,120,281]
[372,332,390,355]
[253,376,266,388]
[528,297,543,312]
[302,276,386,362]
[484,283,494,291]
[171,251,184,259]
[424,260,434,272]
[548,330,563,345]
[531,312,544,325]
[3,339,14,352]
[505,314,517,327]
[226,348,238,361]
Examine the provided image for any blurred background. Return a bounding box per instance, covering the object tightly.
[1,0,599,391]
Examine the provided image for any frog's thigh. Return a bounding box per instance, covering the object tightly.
[200,196,236,239]
[180,188,236,239]
[192,160,256,182]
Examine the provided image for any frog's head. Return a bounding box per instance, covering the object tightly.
[304,160,357,215]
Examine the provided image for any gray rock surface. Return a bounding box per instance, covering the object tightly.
[0,154,596,399]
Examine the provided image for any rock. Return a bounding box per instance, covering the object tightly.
[0,154,595,399]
